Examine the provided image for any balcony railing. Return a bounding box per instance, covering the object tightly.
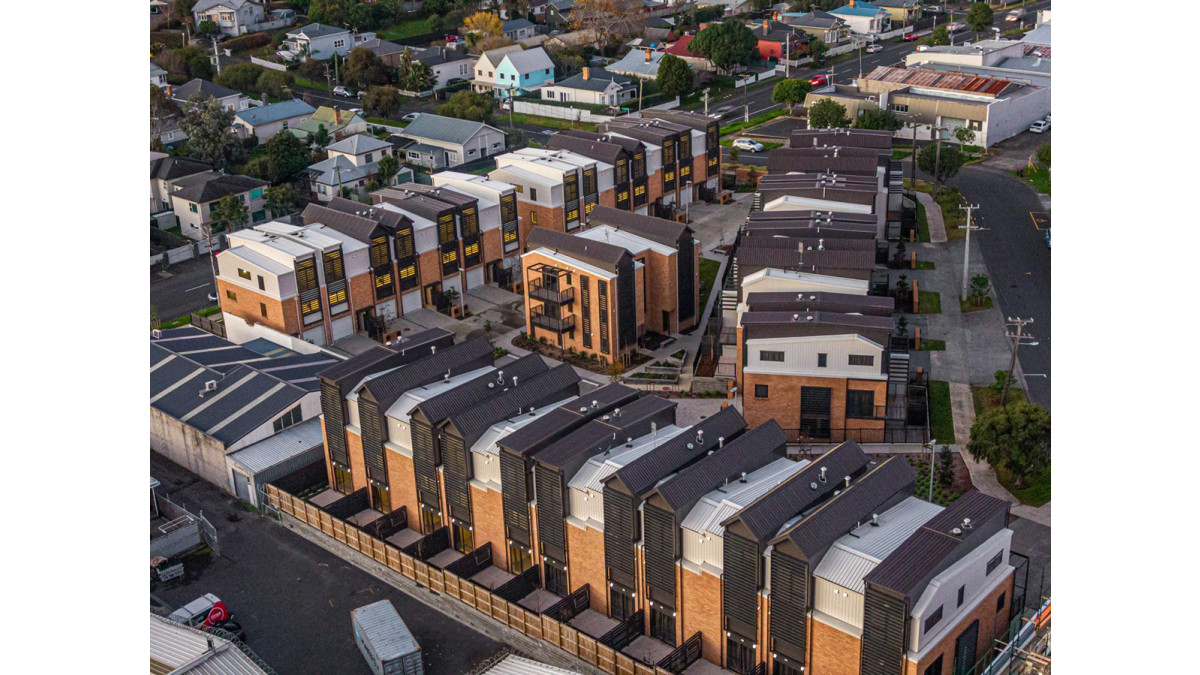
[528,281,575,305]
[530,309,576,333]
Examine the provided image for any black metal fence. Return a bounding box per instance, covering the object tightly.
[445,543,493,579]
[781,425,930,445]
[657,632,703,673]
[324,488,369,520]
[404,525,449,562]
[544,583,591,622]
[360,506,408,541]
[599,609,645,654]
[494,563,541,603]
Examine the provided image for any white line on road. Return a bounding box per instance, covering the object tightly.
[186,283,211,292]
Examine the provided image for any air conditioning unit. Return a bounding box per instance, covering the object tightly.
[151,329,162,339]
[204,380,218,392]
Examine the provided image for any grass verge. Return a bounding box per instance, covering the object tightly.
[917,291,942,314]
[915,260,935,270]
[960,296,994,313]
[926,380,956,445]
[906,180,967,240]
[994,464,1051,507]
[1012,166,1051,195]
[698,258,721,310]
[379,17,430,41]
[719,109,788,137]
[918,338,946,351]
[972,385,1026,418]
[916,199,930,243]
[892,149,912,160]
[157,305,220,329]
[508,112,597,132]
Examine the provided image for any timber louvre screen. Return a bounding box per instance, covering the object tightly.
[442,434,471,521]
[500,452,530,535]
[412,420,440,508]
[722,532,760,638]
[769,553,808,662]
[320,381,348,466]
[359,398,388,485]
[643,504,675,598]
[861,587,909,675]
[603,489,636,580]
[617,261,636,351]
[535,467,566,554]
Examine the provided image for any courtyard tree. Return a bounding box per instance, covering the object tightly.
[967,401,1050,489]
[806,98,850,129]
[771,78,811,115]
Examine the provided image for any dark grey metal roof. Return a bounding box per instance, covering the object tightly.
[745,291,894,317]
[608,406,748,497]
[371,188,453,222]
[738,235,876,252]
[739,310,894,331]
[766,152,885,177]
[775,457,915,562]
[748,210,878,225]
[360,336,493,411]
[172,78,240,102]
[534,395,677,479]
[865,491,1011,604]
[723,441,870,542]
[553,69,633,93]
[410,353,548,425]
[640,109,717,133]
[790,128,893,150]
[316,328,453,395]
[499,384,640,457]
[170,172,268,204]
[322,196,412,232]
[151,156,211,181]
[444,364,582,445]
[647,420,787,515]
[395,182,477,208]
[735,245,877,275]
[302,202,388,243]
[548,133,625,165]
[526,226,631,271]
[152,326,340,392]
[561,129,645,154]
[585,205,692,248]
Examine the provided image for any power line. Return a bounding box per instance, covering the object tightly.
[1002,317,1039,405]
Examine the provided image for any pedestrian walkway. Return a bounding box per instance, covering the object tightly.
[915,191,947,243]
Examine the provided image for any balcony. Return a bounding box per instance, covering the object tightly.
[528,280,575,305]
[530,308,576,333]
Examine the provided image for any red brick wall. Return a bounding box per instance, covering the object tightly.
[681,566,723,666]
[599,188,617,209]
[216,278,297,335]
[810,616,861,675]
[417,249,441,303]
[470,483,508,571]
[567,522,608,614]
[345,429,369,492]
[481,228,504,270]
[517,201,565,245]
[385,448,420,527]
[906,572,1014,675]
[348,271,373,317]
[741,372,888,441]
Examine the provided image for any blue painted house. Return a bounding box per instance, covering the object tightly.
[492,47,556,99]
[830,1,891,34]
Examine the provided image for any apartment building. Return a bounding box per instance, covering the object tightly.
[430,171,523,290]
[599,117,691,216]
[521,227,640,364]
[492,147,610,245]
[550,130,649,213]
[639,110,722,202]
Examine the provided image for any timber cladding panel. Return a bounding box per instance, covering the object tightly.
[442,433,472,520]
[722,532,761,640]
[535,467,566,553]
[501,451,531,534]
[359,397,388,484]
[411,420,441,507]
[320,380,348,464]
[603,489,637,579]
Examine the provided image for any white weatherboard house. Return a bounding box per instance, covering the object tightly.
[399,114,507,170]
[234,99,316,142]
[282,23,375,61]
[540,67,637,107]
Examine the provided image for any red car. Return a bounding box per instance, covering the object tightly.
[903,32,920,42]
[810,73,828,86]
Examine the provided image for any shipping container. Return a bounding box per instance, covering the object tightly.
[351,600,424,675]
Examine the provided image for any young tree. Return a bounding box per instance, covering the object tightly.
[464,11,504,37]
[210,194,250,233]
[855,108,900,131]
[265,131,312,184]
[150,85,181,140]
[917,143,965,188]
[936,446,954,491]
[929,26,951,46]
[808,37,829,64]
[771,78,811,114]
[263,184,299,217]
[967,401,1050,489]
[362,86,404,119]
[179,96,244,170]
[990,369,1016,397]
[690,20,759,75]
[311,124,332,148]
[570,0,640,52]
[196,20,218,36]
[966,2,994,41]
[656,54,694,100]
[437,90,496,123]
[343,48,391,90]
[1036,143,1051,169]
[954,126,976,146]
[807,98,850,129]
[969,274,990,307]
[377,155,400,186]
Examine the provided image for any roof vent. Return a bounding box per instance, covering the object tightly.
[739,472,748,483]
[580,406,589,412]
[818,238,825,251]
[962,517,973,530]
[151,329,162,339]
[626,437,633,447]
[844,475,851,487]
[200,380,217,395]
[951,527,963,535]
[591,400,599,409]
[687,443,694,450]
[810,482,818,490]
[496,370,505,385]
[430,346,436,355]
[819,467,827,483]
[613,407,621,417]
[871,513,879,526]
[718,436,725,449]
[603,415,611,421]
[512,376,518,387]
[806,315,814,321]
[809,295,817,301]
[696,430,704,445]
[793,313,800,321]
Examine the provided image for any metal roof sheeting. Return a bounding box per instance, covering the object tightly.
[569,425,687,493]
[681,457,812,539]
[864,66,1018,97]
[483,654,581,674]
[813,496,943,592]
[650,420,787,514]
[609,406,748,497]
[150,613,270,674]
[227,417,324,475]
[351,600,420,661]
[471,396,581,456]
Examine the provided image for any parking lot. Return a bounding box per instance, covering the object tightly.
[151,452,505,675]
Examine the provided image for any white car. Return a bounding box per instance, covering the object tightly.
[866,44,883,54]
[925,5,941,12]
[1028,120,1050,134]
[332,86,355,98]
[401,112,421,123]
[1006,11,1023,22]
[169,594,224,628]
[349,108,364,116]
[732,138,764,153]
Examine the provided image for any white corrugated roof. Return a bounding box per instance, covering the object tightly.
[471,396,579,456]
[484,654,581,674]
[813,496,943,592]
[227,417,324,474]
[385,366,495,420]
[681,458,812,538]
[576,225,676,257]
[150,613,269,674]
[568,425,686,493]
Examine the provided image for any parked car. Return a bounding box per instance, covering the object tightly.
[349,108,364,117]
[945,22,964,33]
[206,290,218,303]
[1028,119,1050,134]
[333,86,355,98]
[500,99,512,111]
[168,593,246,640]
[1006,10,1023,22]
[926,6,941,13]
[916,44,931,52]
[903,32,920,42]
[401,112,421,123]
[810,73,828,86]
[866,44,883,54]
[732,138,764,153]
[712,105,735,118]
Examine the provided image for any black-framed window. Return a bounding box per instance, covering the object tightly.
[924,605,943,632]
[997,591,1006,613]
[323,249,345,283]
[238,268,251,280]
[760,350,784,362]
[258,275,265,290]
[259,302,267,318]
[650,604,675,646]
[272,405,302,433]
[754,384,769,398]
[817,353,827,367]
[846,389,875,418]
[986,551,1003,575]
[957,585,965,607]
[610,587,635,621]
[924,655,943,675]
[849,354,874,366]
[509,543,533,574]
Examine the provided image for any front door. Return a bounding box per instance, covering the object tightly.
[370,483,390,513]
[420,506,442,534]
[800,386,833,439]
[726,634,756,675]
[610,587,635,621]
[662,310,671,334]
[545,559,568,597]
[453,520,474,554]
[333,464,353,494]
[650,604,676,646]
[232,471,251,501]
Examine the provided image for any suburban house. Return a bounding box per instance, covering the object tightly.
[170,78,252,111]
[409,46,478,91]
[749,19,811,61]
[544,0,577,30]
[875,0,922,25]
[830,0,891,35]
[539,68,637,107]
[663,35,714,72]
[151,156,211,214]
[288,106,368,142]
[151,60,168,89]
[192,0,295,36]
[282,23,375,61]
[781,10,848,44]
[474,46,556,99]
[503,18,537,41]
[605,48,665,80]
[149,325,339,489]
[303,134,410,202]
[233,99,316,143]
[397,113,507,170]
[696,0,751,15]
[168,171,270,238]
[356,38,409,67]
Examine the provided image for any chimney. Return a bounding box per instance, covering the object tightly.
[333,107,340,125]
[850,0,856,6]
[582,67,590,81]
[644,49,652,63]
[763,20,770,32]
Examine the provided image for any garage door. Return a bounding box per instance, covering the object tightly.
[331,315,354,340]
[303,325,326,346]
[800,387,832,439]
[376,299,398,323]
[466,266,484,290]
[401,290,422,314]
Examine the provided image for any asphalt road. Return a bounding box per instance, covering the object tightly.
[151,255,219,319]
[151,452,506,675]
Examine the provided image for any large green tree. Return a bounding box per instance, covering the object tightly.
[264,184,300,217]
[257,70,296,99]
[362,86,404,119]
[308,0,348,26]
[917,142,965,189]
[377,155,401,187]
[966,2,994,41]
[210,194,250,233]
[437,90,495,123]
[656,54,694,100]
[215,63,264,94]
[855,108,900,131]
[396,49,435,93]
[771,78,811,115]
[921,26,951,47]
[689,20,758,75]
[807,98,850,129]
[344,48,391,90]
[265,131,312,184]
[967,401,1050,489]
[179,96,244,170]
[808,37,829,63]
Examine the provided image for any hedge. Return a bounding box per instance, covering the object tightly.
[224,32,272,53]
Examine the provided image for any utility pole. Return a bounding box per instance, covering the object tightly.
[924,438,939,502]
[702,88,711,116]
[202,223,221,311]
[785,34,791,79]
[213,39,221,76]
[932,124,948,195]
[958,204,984,302]
[856,38,863,79]
[639,76,644,112]
[325,63,334,108]
[1001,318,1037,406]
[907,119,918,192]
[742,72,750,123]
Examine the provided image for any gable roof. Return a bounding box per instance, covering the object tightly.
[547,133,625,165]
[172,78,241,102]
[234,99,315,127]
[288,23,348,40]
[326,133,392,155]
[152,325,340,393]
[504,18,536,32]
[412,353,548,425]
[318,196,412,233]
[585,205,691,247]
[357,38,408,57]
[664,35,700,58]
[533,394,678,477]
[360,335,494,411]
[498,384,640,458]
[445,364,582,444]
[503,47,555,73]
[412,45,475,66]
[170,172,267,203]
[830,1,886,17]
[401,113,501,146]
[553,70,633,93]
[151,156,211,181]
[192,0,254,13]
[607,406,748,498]
[302,203,387,242]
[783,10,844,29]
[525,226,631,272]
[481,44,526,70]
[315,328,452,395]
[606,49,665,77]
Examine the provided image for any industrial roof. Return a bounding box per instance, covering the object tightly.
[234,99,315,127]
[585,205,691,248]
[481,654,581,675]
[608,406,748,497]
[402,113,501,146]
[526,226,631,271]
[151,326,339,391]
[745,291,894,316]
[648,420,787,515]
[316,328,451,393]
[227,417,324,475]
[360,335,494,411]
[569,425,687,494]
[150,612,270,674]
[682,457,813,540]
[1020,23,1051,47]
[813,496,943,593]
[864,66,1020,97]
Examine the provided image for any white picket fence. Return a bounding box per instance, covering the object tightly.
[513,99,613,123]
[250,56,289,72]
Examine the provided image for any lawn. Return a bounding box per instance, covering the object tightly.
[926,380,956,445]
[906,180,967,240]
[1014,166,1051,195]
[995,464,1051,507]
[918,338,946,351]
[971,385,1027,418]
[915,199,930,243]
[892,149,912,160]
[915,260,935,270]
[719,109,788,137]
[157,305,220,329]
[960,296,994,313]
[917,291,942,314]
[507,112,597,132]
[698,258,721,310]
[379,17,430,41]
[295,76,329,91]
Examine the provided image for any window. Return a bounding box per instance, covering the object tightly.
[238,268,251,280]
[333,39,345,49]
[957,585,965,607]
[260,303,268,318]
[849,354,874,366]
[249,188,263,200]
[997,592,1006,613]
[301,298,321,316]
[252,210,266,222]
[889,103,909,113]
[258,275,265,290]
[530,211,538,225]
[272,405,302,433]
[846,390,875,418]
[754,384,769,398]
[530,187,537,201]
[924,655,943,675]
[295,258,318,293]
[323,249,345,283]
[817,353,827,367]
[189,203,198,213]
[924,605,943,632]
[760,350,785,362]
[544,68,550,74]
[226,290,237,300]
[328,288,347,306]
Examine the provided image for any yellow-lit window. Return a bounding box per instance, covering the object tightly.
[664,171,675,182]
[514,184,523,193]
[464,242,479,257]
[399,265,416,279]
[238,268,251,280]
[708,156,718,167]
[376,272,393,287]
[681,165,691,176]
[566,208,579,222]
[301,299,321,315]
[634,185,646,197]
[503,229,518,244]
[442,250,458,264]
[226,290,237,300]
[618,191,629,202]
[585,202,596,214]
[328,289,347,305]
[531,211,538,225]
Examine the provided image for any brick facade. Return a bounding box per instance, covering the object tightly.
[567,521,608,614]
[481,228,505,273]
[810,616,862,675]
[521,249,630,364]
[518,201,566,244]
[681,566,723,665]
[599,189,617,209]
[741,372,888,441]
[470,483,508,571]
[385,448,420,526]
[905,572,1014,675]
[215,278,297,335]
[345,428,369,491]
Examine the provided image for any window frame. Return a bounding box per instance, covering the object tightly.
[754,384,769,399]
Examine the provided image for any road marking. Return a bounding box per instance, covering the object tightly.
[186,283,212,292]
[1029,211,1050,231]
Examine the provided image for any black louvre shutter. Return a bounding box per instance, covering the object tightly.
[320,381,348,465]
[359,398,388,483]
[603,488,636,579]
[722,533,760,640]
[501,452,530,534]
[412,420,440,508]
[800,387,833,439]
[861,587,909,675]
[535,468,566,554]
[770,553,808,663]
[677,236,695,323]
[616,260,636,351]
[643,505,676,598]
[442,433,471,520]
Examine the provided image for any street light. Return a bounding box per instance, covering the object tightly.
[924,438,939,502]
